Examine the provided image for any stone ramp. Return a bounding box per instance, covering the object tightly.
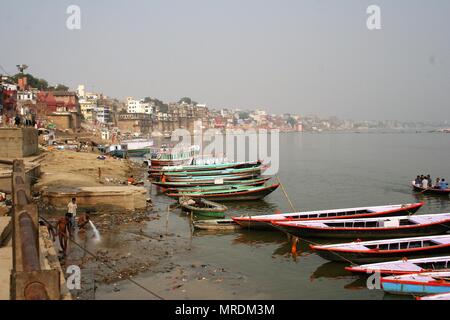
[42,186,148,211]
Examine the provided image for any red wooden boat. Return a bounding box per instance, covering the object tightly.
[232,202,424,230]
[310,234,450,264]
[165,184,280,201]
[272,213,450,239]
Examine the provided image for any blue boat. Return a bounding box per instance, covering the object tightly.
[381,271,450,296]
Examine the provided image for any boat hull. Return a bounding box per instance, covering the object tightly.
[412,185,450,196]
[313,246,450,264]
[167,184,279,202]
[233,203,424,231]
[274,223,450,240]
[151,177,270,188]
[382,280,450,296]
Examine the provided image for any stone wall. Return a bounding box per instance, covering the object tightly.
[0,128,38,158]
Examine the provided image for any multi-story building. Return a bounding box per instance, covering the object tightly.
[127,97,153,114]
[95,104,111,124]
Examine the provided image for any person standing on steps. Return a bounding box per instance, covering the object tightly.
[67,197,78,230]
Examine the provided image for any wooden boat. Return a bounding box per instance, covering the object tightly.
[272,213,450,239]
[149,145,198,168]
[179,198,227,218]
[151,177,271,188]
[193,219,242,231]
[108,139,153,158]
[149,161,261,174]
[165,183,269,193]
[166,184,280,201]
[160,166,262,178]
[412,183,450,196]
[345,256,450,275]
[310,234,450,264]
[417,292,450,300]
[231,203,424,230]
[163,173,259,182]
[381,271,450,296]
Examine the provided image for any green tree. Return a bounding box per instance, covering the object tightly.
[287,117,297,128]
[178,97,198,105]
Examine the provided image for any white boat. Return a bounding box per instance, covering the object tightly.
[109,139,153,158]
[311,234,450,263]
[346,255,450,275]
[231,203,424,230]
[272,213,450,239]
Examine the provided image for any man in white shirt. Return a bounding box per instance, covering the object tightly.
[422,177,429,189]
[67,198,78,229]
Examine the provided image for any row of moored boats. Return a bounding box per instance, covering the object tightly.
[147,150,450,299]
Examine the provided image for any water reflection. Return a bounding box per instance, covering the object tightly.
[310,261,351,281]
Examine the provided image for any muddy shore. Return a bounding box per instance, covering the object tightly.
[35,150,246,300]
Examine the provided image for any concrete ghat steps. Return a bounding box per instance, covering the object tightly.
[42,186,148,211]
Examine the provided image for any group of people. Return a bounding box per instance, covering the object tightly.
[413,175,449,190]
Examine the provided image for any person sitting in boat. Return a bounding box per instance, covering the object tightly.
[421,176,429,189]
[427,175,433,188]
[439,178,449,190]
[414,176,422,187]
[435,177,441,188]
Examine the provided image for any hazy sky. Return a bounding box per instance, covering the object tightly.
[1,0,449,121]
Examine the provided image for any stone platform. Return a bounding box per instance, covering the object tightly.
[42,186,148,212]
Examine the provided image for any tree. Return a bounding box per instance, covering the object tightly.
[53,84,69,91]
[12,73,49,90]
[238,111,250,120]
[287,117,297,128]
[178,97,198,105]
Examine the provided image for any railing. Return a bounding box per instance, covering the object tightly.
[9,159,61,300]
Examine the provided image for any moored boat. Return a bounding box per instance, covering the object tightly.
[108,139,154,158]
[159,166,262,178]
[193,219,242,231]
[381,271,450,296]
[272,213,450,239]
[166,183,268,193]
[179,198,227,218]
[345,256,450,275]
[151,177,271,188]
[232,203,424,230]
[412,183,450,196]
[310,234,450,264]
[149,161,262,175]
[166,184,280,201]
[163,173,259,183]
[149,145,199,168]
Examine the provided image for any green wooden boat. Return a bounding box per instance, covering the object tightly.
[179,198,228,218]
[166,184,280,201]
[162,166,261,177]
[193,219,242,231]
[151,177,271,188]
[149,161,261,175]
[167,184,258,193]
[164,172,259,182]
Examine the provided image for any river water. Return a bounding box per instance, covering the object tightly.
[106,131,450,299]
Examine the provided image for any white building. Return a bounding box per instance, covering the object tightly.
[95,105,111,124]
[77,85,86,98]
[127,97,153,114]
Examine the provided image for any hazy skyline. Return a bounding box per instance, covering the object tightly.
[1,0,449,121]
